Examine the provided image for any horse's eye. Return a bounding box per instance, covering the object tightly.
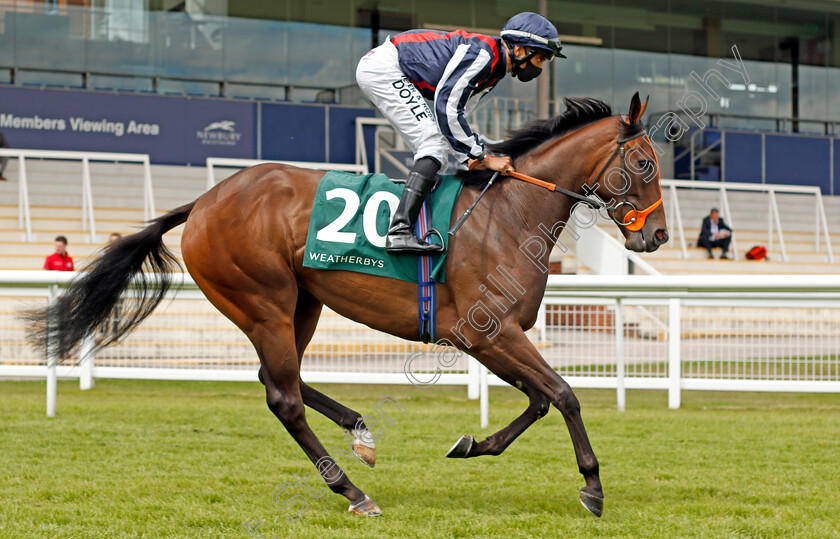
[637,160,652,168]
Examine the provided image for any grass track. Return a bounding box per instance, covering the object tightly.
[1,380,839,538]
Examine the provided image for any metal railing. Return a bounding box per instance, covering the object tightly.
[0,149,155,242]
[662,178,834,263]
[469,98,537,141]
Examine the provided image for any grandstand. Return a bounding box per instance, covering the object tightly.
[3,1,840,278]
[0,160,202,270]
[2,154,840,277]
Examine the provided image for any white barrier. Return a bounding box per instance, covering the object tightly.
[205,158,368,191]
[0,149,155,242]
[2,272,840,419]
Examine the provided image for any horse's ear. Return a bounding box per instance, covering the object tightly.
[638,95,650,120]
[626,92,643,124]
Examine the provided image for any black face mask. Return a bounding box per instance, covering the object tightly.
[510,49,543,82]
[513,60,542,82]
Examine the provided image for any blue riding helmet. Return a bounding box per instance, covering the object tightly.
[501,12,566,59]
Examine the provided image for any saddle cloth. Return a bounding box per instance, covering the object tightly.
[303,170,462,283]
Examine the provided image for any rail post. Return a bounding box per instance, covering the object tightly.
[615,298,626,412]
[46,284,59,417]
[668,297,681,410]
[79,335,95,391]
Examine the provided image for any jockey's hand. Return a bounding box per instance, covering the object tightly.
[469,154,515,174]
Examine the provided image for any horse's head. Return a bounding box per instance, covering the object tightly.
[587,92,668,253]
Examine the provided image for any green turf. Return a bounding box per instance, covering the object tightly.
[1,380,839,538]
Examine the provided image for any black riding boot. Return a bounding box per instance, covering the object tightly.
[385,171,446,254]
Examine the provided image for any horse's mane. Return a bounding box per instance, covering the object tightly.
[456,97,613,187]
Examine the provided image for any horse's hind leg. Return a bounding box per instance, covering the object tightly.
[254,319,381,516]
[291,289,377,467]
[299,383,377,467]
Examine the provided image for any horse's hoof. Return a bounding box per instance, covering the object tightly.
[445,435,474,458]
[579,489,604,517]
[348,495,381,517]
[348,427,376,468]
[353,441,376,468]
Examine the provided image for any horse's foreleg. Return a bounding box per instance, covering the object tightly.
[445,383,548,458]
[552,376,603,516]
[459,328,603,517]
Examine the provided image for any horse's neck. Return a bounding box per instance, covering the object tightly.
[504,134,603,243]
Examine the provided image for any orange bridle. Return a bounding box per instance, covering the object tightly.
[503,123,663,232]
[612,134,663,232]
[585,122,663,232]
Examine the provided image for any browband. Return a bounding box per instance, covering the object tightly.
[618,119,646,143]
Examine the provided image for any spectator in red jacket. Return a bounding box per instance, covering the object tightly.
[44,236,74,271]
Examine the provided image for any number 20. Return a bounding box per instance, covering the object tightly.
[315,188,400,248]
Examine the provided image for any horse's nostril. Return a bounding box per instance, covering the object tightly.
[655,229,668,243]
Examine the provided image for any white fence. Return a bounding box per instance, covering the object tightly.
[2,272,839,419]
[0,148,155,242]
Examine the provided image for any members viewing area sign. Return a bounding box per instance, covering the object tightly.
[0,87,256,165]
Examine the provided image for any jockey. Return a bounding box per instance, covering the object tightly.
[356,12,565,254]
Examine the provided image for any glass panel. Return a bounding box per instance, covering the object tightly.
[730,59,784,120]
[775,61,793,124]
[287,22,364,88]
[612,49,672,116]
[17,69,84,88]
[798,65,828,132]
[0,0,833,123]
[89,73,154,92]
[154,11,223,80]
[86,5,155,76]
[0,7,14,68]
[828,67,840,122]
[13,7,87,71]
[556,44,614,105]
[223,17,289,85]
[226,82,286,101]
[157,78,220,96]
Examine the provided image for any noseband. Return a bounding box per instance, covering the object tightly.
[587,118,663,231]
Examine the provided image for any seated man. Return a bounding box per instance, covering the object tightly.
[697,208,732,259]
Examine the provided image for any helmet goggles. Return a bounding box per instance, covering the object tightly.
[500,29,566,59]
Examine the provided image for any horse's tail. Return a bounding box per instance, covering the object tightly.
[25,201,196,360]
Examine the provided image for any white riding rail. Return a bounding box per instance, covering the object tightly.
[205,157,368,191]
[3,271,840,419]
[0,148,155,242]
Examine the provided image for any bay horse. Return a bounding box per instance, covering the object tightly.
[28,93,667,518]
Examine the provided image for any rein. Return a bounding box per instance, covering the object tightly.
[505,118,663,231]
[505,170,604,209]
